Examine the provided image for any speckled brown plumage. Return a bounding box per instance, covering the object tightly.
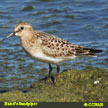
[34,31,75,58]
[33,30,102,58]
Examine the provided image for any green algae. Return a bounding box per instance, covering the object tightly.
[0,49,9,52]
[0,68,108,102]
[0,78,6,82]
[22,6,34,11]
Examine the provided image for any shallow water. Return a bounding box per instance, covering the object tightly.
[0,0,108,90]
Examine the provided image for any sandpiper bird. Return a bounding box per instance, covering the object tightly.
[4,22,102,85]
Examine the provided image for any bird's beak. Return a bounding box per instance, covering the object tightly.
[3,32,15,40]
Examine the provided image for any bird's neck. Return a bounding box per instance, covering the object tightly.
[20,34,36,54]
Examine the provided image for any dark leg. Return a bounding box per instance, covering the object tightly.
[40,64,60,85]
[44,64,53,84]
[41,64,52,83]
[51,64,60,85]
[48,64,52,77]
[49,64,56,85]
[40,64,54,84]
[56,64,60,78]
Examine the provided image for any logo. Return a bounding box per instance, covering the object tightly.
[84,103,103,107]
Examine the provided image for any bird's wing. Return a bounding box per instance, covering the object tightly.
[35,31,102,58]
[35,31,76,58]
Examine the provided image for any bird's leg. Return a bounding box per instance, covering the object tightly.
[56,64,60,80]
[49,64,56,85]
[48,64,52,77]
[47,64,56,85]
[50,64,60,85]
[40,64,60,85]
[41,64,53,84]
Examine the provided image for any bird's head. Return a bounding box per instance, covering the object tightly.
[4,22,34,39]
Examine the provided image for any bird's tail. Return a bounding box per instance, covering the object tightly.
[74,45,103,57]
[82,48,102,57]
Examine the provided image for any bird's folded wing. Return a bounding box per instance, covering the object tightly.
[35,31,102,58]
[35,31,76,58]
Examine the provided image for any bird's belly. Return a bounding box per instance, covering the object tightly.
[31,52,76,64]
[31,53,62,64]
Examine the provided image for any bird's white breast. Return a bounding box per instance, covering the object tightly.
[32,52,76,64]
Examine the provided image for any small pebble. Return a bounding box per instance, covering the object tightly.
[94,80,100,84]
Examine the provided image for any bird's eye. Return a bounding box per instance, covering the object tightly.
[21,27,24,30]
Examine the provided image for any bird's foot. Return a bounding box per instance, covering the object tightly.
[40,76,56,86]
